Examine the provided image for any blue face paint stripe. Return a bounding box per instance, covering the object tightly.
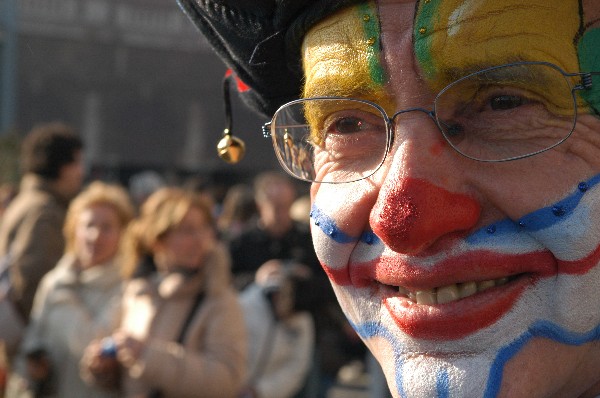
[518,174,600,231]
[468,174,600,244]
[311,205,356,243]
[485,320,600,397]
[436,369,450,398]
[315,174,600,247]
[483,331,532,397]
[351,317,600,398]
[351,319,408,398]
[311,204,380,244]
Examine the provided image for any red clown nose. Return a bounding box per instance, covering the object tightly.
[370,178,480,253]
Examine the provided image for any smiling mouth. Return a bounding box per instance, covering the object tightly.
[338,249,557,339]
[392,275,517,305]
[379,273,531,340]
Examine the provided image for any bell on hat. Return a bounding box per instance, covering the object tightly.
[217,129,246,164]
[216,71,246,164]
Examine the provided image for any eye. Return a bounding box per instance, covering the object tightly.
[490,95,528,110]
[324,110,385,136]
[445,123,464,137]
[333,117,365,134]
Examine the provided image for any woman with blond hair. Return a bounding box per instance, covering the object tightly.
[82,187,247,398]
[8,181,134,398]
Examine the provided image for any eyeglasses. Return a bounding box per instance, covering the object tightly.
[262,61,600,184]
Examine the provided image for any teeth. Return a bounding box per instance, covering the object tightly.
[415,289,436,305]
[477,280,495,291]
[496,277,509,286]
[458,281,477,298]
[397,276,511,305]
[436,284,459,304]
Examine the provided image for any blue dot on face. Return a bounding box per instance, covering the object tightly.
[552,206,565,217]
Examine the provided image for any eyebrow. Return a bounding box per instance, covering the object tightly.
[470,64,556,88]
[303,73,372,98]
[440,57,538,80]
[304,85,384,100]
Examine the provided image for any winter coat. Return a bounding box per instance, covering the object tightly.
[10,254,123,398]
[0,174,70,320]
[119,243,247,398]
[239,284,314,398]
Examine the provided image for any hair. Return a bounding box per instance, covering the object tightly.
[122,187,215,278]
[63,181,135,254]
[217,184,257,233]
[20,122,83,180]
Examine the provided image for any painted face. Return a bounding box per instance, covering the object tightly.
[303,0,600,396]
[75,203,123,268]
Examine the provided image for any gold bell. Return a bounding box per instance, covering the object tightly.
[217,129,246,164]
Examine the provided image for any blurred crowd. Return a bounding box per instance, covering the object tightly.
[0,122,386,398]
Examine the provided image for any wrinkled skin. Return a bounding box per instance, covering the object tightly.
[304,0,600,396]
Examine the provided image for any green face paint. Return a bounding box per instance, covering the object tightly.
[578,27,600,114]
[358,2,386,86]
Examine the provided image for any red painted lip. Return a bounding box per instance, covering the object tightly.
[384,276,530,340]
[349,249,558,340]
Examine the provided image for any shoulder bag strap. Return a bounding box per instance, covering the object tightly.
[148,290,205,398]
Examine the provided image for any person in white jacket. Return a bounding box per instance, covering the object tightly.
[238,260,315,398]
[7,181,134,398]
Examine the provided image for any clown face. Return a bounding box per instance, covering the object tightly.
[302,0,600,396]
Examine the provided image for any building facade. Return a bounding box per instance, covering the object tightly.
[0,0,278,185]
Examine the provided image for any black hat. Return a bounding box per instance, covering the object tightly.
[177,0,363,117]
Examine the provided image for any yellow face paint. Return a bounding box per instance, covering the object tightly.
[302,2,387,99]
[414,0,581,86]
[302,2,392,143]
[413,0,586,116]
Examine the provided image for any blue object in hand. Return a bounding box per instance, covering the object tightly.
[100,337,117,358]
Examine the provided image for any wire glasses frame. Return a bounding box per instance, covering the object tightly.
[263,61,600,184]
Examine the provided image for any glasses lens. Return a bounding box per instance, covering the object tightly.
[270,98,389,183]
[435,63,576,161]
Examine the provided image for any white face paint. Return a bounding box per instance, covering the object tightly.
[304,0,600,396]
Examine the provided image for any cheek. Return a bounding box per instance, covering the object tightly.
[311,181,378,240]
[74,226,94,248]
[311,181,379,283]
[74,233,88,256]
[101,231,121,253]
[175,239,194,254]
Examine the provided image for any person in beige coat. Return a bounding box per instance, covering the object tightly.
[7,181,134,398]
[82,187,247,398]
[0,122,84,327]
